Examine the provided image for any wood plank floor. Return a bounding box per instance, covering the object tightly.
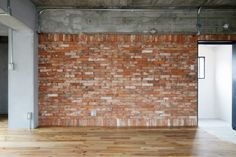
[0,117,236,157]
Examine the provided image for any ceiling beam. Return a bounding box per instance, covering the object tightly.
[31,0,236,10]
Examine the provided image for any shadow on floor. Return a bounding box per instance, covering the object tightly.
[199,119,236,144]
[0,114,8,128]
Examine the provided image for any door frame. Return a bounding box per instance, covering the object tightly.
[197,40,236,129]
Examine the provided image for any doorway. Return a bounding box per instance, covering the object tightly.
[0,36,8,128]
[198,44,232,125]
[198,42,236,144]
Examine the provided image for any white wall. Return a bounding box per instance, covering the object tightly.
[215,45,232,124]
[198,45,217,119]
[198,45,232,124]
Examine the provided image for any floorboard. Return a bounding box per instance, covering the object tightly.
[0,117,236,157]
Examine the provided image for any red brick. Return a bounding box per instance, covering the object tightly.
[38,33,235,127]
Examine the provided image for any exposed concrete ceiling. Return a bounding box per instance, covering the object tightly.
[0,23,8,36]
[31,0,236,9]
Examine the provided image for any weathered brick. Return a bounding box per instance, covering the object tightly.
[39,34,236,127]
[48,94,58,97]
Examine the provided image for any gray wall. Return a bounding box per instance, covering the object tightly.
[0,37,8,114]
[8,30,38,128]
[39,9,236,34]
[0,0,37,30]
[0,0,38,128]
[0,0,7,12]
[0,24,9,36]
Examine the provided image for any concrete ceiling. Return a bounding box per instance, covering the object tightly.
[31,0,236,9]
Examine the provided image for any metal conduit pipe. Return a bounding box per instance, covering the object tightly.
[6,0,15,70]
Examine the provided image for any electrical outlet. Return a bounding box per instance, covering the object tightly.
[91,110,96,117]
[27,112,32,120]
[9,63,14,71]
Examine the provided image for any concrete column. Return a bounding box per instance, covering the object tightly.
[8,30,38,128]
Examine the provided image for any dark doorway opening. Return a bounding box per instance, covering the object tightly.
[0,36,8,128]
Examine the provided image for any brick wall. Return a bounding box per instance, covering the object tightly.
[38,34,236,127]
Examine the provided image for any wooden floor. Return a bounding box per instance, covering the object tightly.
[0,117,236,157]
